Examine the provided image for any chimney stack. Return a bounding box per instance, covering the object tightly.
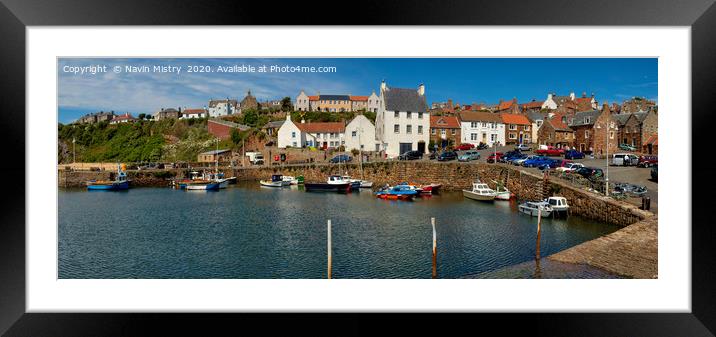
[380,80,387,91]
[417,83,425,96]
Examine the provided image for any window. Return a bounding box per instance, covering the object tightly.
[471,122,478,128]
[407,111,412,119]
[394,111,400,118]
[440,128,446,135]
[292,141,297,147]
[418,125,423,134]
[524,125,530,131]
[610,131,614,139]
[418,112,423,119]
[394,124,400,133]
[509,124,517,130]
[451,129,456,135]
[491,134,497,142]
[352,131,357,137]
[509,133,517,139]
[585,130,590,138]
[431,128,436,135]
[470,133,478,141]
[482,122,487,128]
[585,117,591,124]
[291,131,296,138]
[406,125,412,134]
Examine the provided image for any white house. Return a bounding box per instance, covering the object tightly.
[375,81,430,157]
[344,114,377,152]
[208,98,238,117]
[458,111,505,147]
[295,90,310,111]
[277,114,306,148]
[181,108,208,119]
[541,92,575,110]
[367,90,380,113]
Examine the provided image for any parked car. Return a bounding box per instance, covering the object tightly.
[619,143,637,151]
[651,165,658,181]
[486,152,504,163]
[556,162,585,172]
[504,153,528,164]
[637,155,658,168]
[458,151,480,162]
[564,149,585,160]
[437,151,458,161]
[575,167,604,180]
[535,145,564,156]
[499,150,522,163]
[611,153,639,166]
[455,143,475,151]
[613,183,648,196]
[513,155,536,166]
[398,150,423,160]
[329,154,352,163]
[515,143,531,151]
[476,142,489,150]
[523,156,552,167]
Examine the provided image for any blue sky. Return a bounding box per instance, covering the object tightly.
[58,58,657,124]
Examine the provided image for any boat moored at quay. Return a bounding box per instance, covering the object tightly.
[304,175,352,193]
[86,164,130,191]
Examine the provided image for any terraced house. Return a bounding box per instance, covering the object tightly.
[458,111,505,147]
[295,90,380,113]
[537,113,575,149]
[375,81,430,157]
[429,115,461,150]
[500,113,532,145]
[569,104,618,156]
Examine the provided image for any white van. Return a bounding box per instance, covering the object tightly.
[612,153,639,166]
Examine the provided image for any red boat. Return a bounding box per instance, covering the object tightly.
[420,183,442,195]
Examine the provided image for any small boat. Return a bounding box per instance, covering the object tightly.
[518,201,553,217]
[304,175,351,192]
[492,180,512,200]
[396,182,423,194]
[545,196,569,216]
[359,180,373,188]
[374,184,419,200]
[87,163,130,191]
[185,180,221,191]
[282,175,300,185]
[260,174,288,187]
[462,181,497,201]
[341,176,362,190]
[206,171,229,189]
[420,183,442,195]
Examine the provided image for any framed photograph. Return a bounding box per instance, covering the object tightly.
[1,0,714,335]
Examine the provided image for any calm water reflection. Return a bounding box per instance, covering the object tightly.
[58,182,620,278]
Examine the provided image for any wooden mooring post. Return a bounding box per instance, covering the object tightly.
[431,217,437,279]
[327,219,332,279]
[536,207,542,260]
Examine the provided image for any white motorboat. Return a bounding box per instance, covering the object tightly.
[260,175,288,187]
[492,180,511,200]
[518,201,553,217]
[462,181,497,201]
[545,196,569,215]
[359,180,373,188]
[282,175,299,185]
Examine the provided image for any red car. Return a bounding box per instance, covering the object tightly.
[637,155,658,168]
[455,143,475,151]
[535,146,565,156]
[486,152,504,163]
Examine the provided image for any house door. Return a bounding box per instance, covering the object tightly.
[417,141,426,153]
[399,143,412,154]
[482,133,487,143]
[322,142,328,150]
[518,134,523,144]
[580,143,585,152]
[647,144,653,154]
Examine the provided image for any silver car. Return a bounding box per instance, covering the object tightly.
[458,151,481,162]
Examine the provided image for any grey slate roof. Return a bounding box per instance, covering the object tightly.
[319,95,350,101]
[526,111,545,123]
[569,109,601,127]
[263,120,285,129]
[383,88,428,112]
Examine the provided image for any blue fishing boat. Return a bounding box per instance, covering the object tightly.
[374,184,419,200]
[86,164,130,191]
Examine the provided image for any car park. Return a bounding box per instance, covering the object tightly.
[611,153,639,166]
[329,154,352,163]
[564,149,585,160]
[437,151,458,161]
[458,151,480,162]
[399,150,423,160]
[637,155,658,168]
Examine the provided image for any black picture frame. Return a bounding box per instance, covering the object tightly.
[1,0,713,335]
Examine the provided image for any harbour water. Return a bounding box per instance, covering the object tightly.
[58,182,621,279]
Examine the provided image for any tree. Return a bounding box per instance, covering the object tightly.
[281,97,292,112]
[138,113,146,120]
[242,108,259,127]
[230,128,242,145]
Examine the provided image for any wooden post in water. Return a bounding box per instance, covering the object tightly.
[536,207,542,260]
[327,219,332,279]
[431,217,437,279]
